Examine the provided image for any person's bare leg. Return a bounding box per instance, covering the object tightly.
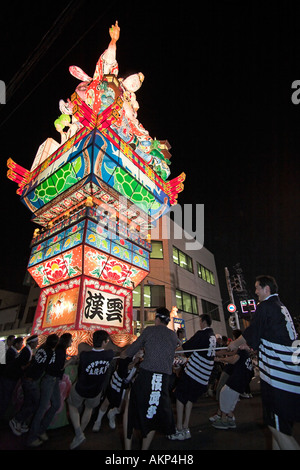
[142,430,155,450]
[176,399,184,430]
[81,406,93,432]
[68,402,81,432]
[124,436,132,450]
[68,402,85,446]
[183,400,193,429]
[93,397,109,429]
[123,390,132,450]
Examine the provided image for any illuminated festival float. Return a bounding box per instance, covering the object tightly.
[7,21,185,353]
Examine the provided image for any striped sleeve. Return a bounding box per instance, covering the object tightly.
[259,338,300,394]
[184,352,215,385]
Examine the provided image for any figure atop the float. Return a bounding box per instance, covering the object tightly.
[70,21,144,129]
[67,21,170,179]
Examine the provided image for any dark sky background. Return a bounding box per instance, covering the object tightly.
[0,1,299,318]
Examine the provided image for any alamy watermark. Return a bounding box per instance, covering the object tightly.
[150,203,204,251]
[0,80,6,104]
[290,80,300,104]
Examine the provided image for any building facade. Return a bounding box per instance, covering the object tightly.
[132,215,227,339]
[0,289,27,337]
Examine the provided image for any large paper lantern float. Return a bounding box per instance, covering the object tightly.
[7,22,185,354]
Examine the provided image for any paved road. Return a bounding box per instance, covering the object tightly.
[1,378,300,453]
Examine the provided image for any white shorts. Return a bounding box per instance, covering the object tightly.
[219,385,240,414]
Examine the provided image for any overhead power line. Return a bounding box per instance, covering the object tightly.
[0,0,117,130]
[6,0,84,101]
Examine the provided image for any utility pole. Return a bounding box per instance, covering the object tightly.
[225,266,240,329]
[140,280,144,332]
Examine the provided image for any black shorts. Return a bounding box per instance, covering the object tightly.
[260,380,297,435]
[106,381,125,408]
[262,405,294,436]
[127,368,175,438]
[175,371,207,405]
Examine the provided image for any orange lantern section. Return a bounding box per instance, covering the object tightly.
[29,205,150,347]
[32,276,133,338]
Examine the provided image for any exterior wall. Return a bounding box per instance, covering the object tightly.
[0,290,26,309]
[19,283,40,331]
[0,289,27,336]
[147,235,173,309]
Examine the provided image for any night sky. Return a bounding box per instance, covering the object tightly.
[0,1,299,318]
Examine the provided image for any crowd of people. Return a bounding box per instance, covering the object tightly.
[0,332,75,446]
[0,275,299,450]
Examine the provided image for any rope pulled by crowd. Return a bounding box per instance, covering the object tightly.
[174,347,228,354]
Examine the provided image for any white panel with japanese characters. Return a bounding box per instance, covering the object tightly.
[83,287,124,328]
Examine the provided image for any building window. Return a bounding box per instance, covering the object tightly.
[173,246,193,273]
[197,263,215,285]
[201,299,220,321]
[176,289,198,314]
[133,285,165,308]
[150,241,164,259]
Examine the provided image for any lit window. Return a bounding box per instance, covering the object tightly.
[132,288,141,307]
[173,246,193,273]
[176,289,183,311]
[173,247,179,264]
[176,289,198,315]
[144,285,151,308]
[150,241,164,259]
[197,263,215,285]
[132,285,165,308]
